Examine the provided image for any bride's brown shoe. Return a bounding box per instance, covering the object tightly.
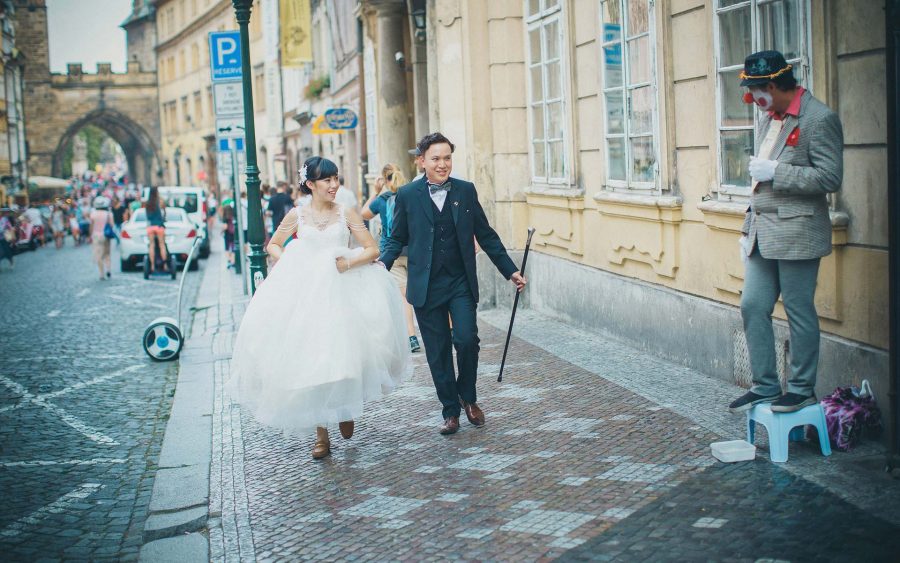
[312,438,331,459]
[339,421,354,439]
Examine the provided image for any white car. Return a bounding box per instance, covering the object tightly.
[143,186,210,258]
[119,207,200,272]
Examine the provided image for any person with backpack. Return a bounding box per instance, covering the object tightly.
[362,163,420,353]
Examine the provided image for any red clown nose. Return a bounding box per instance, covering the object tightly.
[742,92,755,104]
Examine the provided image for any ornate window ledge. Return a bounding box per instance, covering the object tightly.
[524,184,584,199]
[524,186,585,256]
[697,199,851,245]
[593,190,683,223]
[592,190,683,279]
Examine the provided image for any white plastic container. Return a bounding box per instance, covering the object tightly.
[710,440,756,462]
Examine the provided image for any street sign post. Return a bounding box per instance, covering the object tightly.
[210,30,248,286]
[213,82,245,116]
[209,31,243,82]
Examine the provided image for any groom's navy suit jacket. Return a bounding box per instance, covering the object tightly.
[379,176,518,308]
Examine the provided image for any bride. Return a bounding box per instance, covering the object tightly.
[227,156,412,459]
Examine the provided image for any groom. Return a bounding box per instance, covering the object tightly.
[379,132,527,435]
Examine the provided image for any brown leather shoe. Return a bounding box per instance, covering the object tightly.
[460,399,485,427]
[311,438,331,460]
[439,416,460,435]
[339,420,354,440]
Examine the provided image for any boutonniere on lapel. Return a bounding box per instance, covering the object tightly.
[786,127,800,147]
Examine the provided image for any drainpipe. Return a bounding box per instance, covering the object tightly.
[886,0,900,471]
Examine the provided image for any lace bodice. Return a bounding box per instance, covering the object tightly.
[274,204,366,250]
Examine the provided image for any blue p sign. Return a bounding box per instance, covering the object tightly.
[209,31,242,82]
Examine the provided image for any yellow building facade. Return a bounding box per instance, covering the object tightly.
[156,0,280,192]
[387,0,889,414]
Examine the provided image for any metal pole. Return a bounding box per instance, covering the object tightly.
[232,0,267,294]
[232,144,248,294]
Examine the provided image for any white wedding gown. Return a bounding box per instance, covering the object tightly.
[227,204,412,434]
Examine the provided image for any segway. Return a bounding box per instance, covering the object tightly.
[142,237,202,361]
[143,234,177,280]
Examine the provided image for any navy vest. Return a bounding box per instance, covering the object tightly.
[430,199,464,279]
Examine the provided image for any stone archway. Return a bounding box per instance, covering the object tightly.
[51,108,160,185]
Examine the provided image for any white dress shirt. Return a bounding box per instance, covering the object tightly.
[429,184,449,212]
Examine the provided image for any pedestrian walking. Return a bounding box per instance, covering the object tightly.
[145,186,170,273]
[110,196,127,243]
[378,133,527,435]
[227,156,411,460]
[89,196,114,280]
[0,210,16,269]
[728,51,844,415]
[362,163,420,353]
[266,181,294,238]
[222,204,236,269]
[51,204,66,249]
[206,192,217,231]
[77,199,91,245]
[68,208,81,246]
[335,175,358,212]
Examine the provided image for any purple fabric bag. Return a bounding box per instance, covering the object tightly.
[811,380,882,451]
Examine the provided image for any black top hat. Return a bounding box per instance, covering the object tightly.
[739,50,794,87]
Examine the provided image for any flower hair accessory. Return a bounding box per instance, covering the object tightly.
[298,164,308,186]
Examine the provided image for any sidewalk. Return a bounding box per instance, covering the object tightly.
[143,253,900,561]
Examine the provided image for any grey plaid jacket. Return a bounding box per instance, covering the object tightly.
[741,90,844,260]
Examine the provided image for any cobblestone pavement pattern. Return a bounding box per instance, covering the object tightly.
[209,264,900,561]
[0,242,200,561]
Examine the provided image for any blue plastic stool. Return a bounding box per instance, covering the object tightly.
[746,403,832,463]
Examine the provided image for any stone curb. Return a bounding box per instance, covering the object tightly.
[139,532,209,562]
[139,255,222,559]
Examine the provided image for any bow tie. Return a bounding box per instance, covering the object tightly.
[428,182,450,196]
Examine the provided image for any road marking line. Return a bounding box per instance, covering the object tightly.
[46,310,60,317]
[0,483,103,537]
[0,364,144,414]
[2,353,134,363]
[107,294,171,310]
[40,364,145,400]
[0,375,119,445]
[1,458,127,468]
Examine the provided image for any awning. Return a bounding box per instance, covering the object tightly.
[28,176,70,189]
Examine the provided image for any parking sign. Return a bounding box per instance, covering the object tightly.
[209,31,243,82]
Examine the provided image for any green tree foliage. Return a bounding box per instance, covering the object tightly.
[61,125,113,177]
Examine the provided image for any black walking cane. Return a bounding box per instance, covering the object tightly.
[497,227,536,383]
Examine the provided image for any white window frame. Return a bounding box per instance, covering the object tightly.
[599,0,660,192]
[525,1,571,187]
[713,0,811,200]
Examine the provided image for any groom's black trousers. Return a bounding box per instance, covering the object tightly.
[414,273,479,420]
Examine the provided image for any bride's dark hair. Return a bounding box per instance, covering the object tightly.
[299,156,339,195]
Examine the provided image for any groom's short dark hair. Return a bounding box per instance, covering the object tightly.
[417,132,455,156]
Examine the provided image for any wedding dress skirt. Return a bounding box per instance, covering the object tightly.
[226,206,412,434]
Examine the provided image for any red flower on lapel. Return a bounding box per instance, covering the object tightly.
[786,127,800,147]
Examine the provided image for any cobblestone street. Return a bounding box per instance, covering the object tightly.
[199,258,900,562]
[0,242,201,561]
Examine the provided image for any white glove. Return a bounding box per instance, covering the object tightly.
[748,157,778,183]
[739,235,749,264]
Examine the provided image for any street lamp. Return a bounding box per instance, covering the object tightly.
[411,8,426,42]
[231,0,267,293]
[411,8,426,30]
